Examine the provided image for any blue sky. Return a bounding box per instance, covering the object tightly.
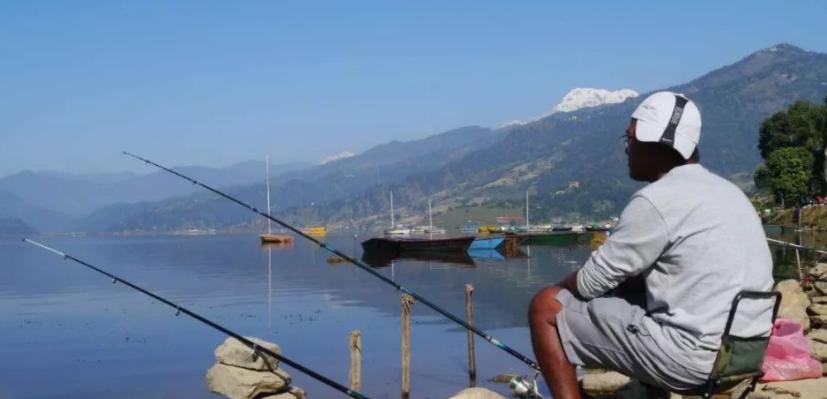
[1,1,826,176]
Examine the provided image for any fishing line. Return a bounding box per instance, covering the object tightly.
[22,238,369,399]
[124,151,541,371]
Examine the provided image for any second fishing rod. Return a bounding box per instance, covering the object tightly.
[124,151,541,372]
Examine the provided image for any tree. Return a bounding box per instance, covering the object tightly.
[764,147,814,206]
[757,99,827,198]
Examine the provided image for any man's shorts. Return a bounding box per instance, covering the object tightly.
[555,289,717,391]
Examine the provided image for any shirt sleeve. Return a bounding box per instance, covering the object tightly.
[576,194,670,299]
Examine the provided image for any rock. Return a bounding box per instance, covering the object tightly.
[750,378,827,399]
[808,329,827,344]
[812,296,827,304]
[808,304,827,316]
[580,371,631,396]
[815,281,827,296]
[206,363,291,399]
[448,387,507,399]
[260,386,306,399]
[810,339,827,362]
[813,316,827,328]
[808,263,827,279]
[215,336,281,371]
[488,373,518,384]
[774,279,811,330]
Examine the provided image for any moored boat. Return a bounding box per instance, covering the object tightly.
[361,236,475,257]
[469,236,505,250]
[260,233,293,244]
[302,226,327,236]
[260,156,293,245]
[478,225,499,233]
[459,222,479,234]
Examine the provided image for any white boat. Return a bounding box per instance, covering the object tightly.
[411,198,447,235]
[384,192,411,236]
[260,156,292,244]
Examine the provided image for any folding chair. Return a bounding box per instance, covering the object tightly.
[674,290,783,399]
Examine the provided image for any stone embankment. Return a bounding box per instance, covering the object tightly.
[575,263,827,399]
[206,337,305,399]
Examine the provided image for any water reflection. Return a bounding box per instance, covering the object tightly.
[0,234,589,398]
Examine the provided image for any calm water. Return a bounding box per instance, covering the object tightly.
[2,230,813,399]
[0,234,589,399]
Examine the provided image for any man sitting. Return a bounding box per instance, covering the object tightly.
[528,92,774,398]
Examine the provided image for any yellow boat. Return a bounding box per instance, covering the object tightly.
[478,225,499,233]
[260,233,293,244]
[302,226,327,237]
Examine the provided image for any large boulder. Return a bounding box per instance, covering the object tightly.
[774,280,811,330]
[809,339,827,362]
[808,304,827,316]
[815,281,827,296]
[580,371,631,396]
[808,263,827,279]
[215,336,281,371]
[206,363,291,399]
[448,387,507,399]
[807,329,827,344]
[749,378,827,398]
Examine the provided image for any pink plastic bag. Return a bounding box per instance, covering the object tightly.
[760,319,822,382]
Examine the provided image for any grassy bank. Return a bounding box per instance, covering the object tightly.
[766,205,827,230]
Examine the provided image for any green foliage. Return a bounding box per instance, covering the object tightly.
[764,147,814,205]
[758,101,825,158]
[756,99,827,205]
[753,164,771,190]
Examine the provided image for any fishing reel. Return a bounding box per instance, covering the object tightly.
[508,372,543,399]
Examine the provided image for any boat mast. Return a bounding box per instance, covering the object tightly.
[266,156,272,234]
[525,190,529,229]
[428,198,433,228]
[390,191,395,229]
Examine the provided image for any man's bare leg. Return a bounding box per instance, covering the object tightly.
[528,285,580,399]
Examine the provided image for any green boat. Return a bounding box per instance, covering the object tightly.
[517,231,589,246]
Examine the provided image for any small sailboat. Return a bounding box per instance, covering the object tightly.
[385,192,411,236]
[260,156,293,244]
[412,198,446,235]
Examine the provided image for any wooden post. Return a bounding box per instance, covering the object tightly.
[349,330,362,391]
[465,284,477,387]
[401,294,414,399]
[795,248,804,281]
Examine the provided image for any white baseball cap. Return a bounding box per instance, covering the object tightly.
[631,91,702,159]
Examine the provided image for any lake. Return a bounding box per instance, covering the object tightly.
[0,234,589,399]
[0,228,814,398]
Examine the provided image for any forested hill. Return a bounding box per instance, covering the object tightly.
[303,44,827,225]
[32,43,827,232]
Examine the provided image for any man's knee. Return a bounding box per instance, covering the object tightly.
[528,286,564,323]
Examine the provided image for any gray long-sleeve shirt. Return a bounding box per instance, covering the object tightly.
[577,164,774,350]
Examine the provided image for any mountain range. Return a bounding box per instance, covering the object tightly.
[4,43,827,234]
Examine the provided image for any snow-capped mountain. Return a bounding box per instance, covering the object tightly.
[550,88,638,113]
[320,151,355,165]
[504,88,638,127]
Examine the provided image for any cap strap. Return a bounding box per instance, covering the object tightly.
[659,95,688,146]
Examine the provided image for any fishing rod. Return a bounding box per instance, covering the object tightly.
[22,238,369,399]
[124,152,541,372]
[766,237,827,256]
